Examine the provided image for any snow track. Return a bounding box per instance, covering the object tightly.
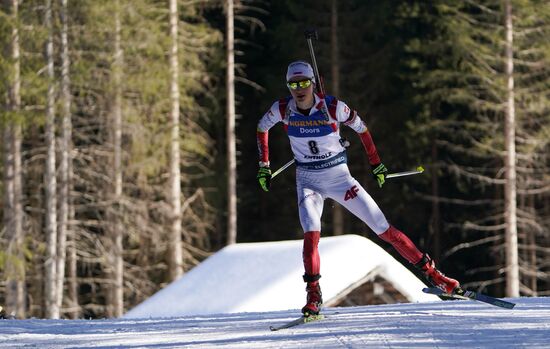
[1,297,548,348]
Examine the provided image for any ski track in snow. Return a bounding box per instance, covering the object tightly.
[1,297,549,348]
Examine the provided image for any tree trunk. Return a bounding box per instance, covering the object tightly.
[504,0,519,297]
[56,0,72,317]
[3,0,25,319]
[226,0,237,245]
[44,0,59,319]
[429,140,441,260]
[168,0,183,279]
[109,0,124,316]
[67,230,79,318]
[3,127,25,318]
[62,0,78,319]
[528,196,537,296]
[3,126,15,317]
[330,0,343,236]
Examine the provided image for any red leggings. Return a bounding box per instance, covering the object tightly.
[303,231,321,277]
[379,225,423,264]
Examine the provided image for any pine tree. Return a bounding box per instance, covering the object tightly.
[405,0,550,296]
[1,0,25,319]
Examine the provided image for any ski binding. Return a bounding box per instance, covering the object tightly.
[269,313,325,331]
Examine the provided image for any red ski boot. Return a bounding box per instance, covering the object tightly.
[415,254,460,294]
[302,281,323,316]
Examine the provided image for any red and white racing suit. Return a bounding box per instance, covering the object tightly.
[257,93,390,235]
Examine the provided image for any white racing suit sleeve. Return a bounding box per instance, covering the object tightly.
[334,99,368,133]
[257,101,283,133]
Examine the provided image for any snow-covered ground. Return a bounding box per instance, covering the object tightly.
[1,296,549,348]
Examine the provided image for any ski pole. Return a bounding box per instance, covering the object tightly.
[271,159,295,179]
[273,163,423,180]
[386,166,425,179]
[304,28,325,95]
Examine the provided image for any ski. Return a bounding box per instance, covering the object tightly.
[423,287,516,309]
[269,314,325,331]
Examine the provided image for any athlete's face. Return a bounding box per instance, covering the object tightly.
[287,78,314,109]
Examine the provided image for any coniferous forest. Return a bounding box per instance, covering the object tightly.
[1,0,549,319]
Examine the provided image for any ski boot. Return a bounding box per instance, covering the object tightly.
[302,274,323,316]
[415,254,460,294]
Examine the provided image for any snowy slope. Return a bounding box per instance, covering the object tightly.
[1,297,549,348]
[125,235,438,318]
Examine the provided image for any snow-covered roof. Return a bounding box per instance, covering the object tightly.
[124,234,439,318]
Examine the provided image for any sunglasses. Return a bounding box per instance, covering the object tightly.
[287,79,312,90]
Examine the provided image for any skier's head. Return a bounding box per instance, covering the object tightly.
[286,61,315,84]
[286,61,315,108]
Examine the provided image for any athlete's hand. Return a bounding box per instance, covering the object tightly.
[372,163,388,188]
[257,166,272,192]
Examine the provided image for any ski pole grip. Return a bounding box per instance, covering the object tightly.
[304,28,318,40]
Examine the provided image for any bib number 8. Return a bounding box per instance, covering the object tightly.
[308,140,319,154]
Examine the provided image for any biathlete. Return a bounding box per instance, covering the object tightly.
[256,60,460,316]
